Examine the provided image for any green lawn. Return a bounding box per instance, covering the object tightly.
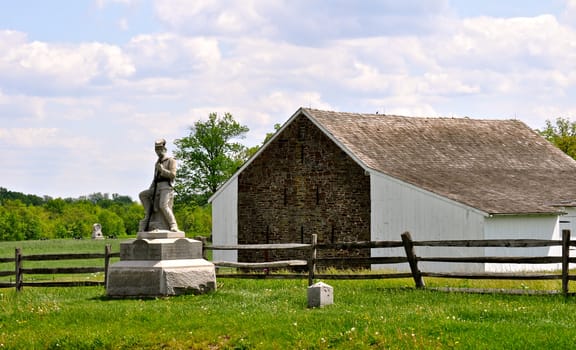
[1,279,576,349]
[1,239,576,349]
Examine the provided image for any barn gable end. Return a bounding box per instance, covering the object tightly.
[237,113,371,266]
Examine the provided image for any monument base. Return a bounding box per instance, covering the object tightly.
[106,235,216,297]
[106,259,216,297]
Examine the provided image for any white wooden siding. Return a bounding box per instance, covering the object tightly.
[370,171,487,273]
[559,208,576,269]
[211,177,238,263]
[484,215,560,272]
[559,207,576,237]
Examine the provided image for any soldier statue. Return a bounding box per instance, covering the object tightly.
[139,139,180,232]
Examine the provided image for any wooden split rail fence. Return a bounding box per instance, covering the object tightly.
[0,245,119,291]
[1,231,575,295]
[206,230,576,296]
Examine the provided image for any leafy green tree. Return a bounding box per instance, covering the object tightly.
[56,202,99,238]
[174,112,250,205]
[108,202,144,235]
[0,200,45,240]
[0,187,44,206]
[175,205,212,237]
[97,210,125,237]
[45,198,67,215]
[243,123,282,159]
[539,117,576,159]
[0,200,25,241]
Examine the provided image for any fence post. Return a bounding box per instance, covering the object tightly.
[562,229,570,296]
[104,244,111,288]
[196,236,208,260]
[15,248,22,292]
[401,232,425,289]
[308,234,317,286]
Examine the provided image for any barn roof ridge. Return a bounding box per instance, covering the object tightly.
[300,107,530,126]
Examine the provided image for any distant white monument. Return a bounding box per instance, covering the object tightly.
[91,223,104,240]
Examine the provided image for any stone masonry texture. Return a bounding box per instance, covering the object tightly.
[237,115,371,268]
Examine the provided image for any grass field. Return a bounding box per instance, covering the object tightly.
[2,279,576,349]
[1,239,576,349]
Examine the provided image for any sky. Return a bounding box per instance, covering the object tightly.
[2,0,576,201]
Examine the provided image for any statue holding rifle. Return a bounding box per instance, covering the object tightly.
[139,139,180,232]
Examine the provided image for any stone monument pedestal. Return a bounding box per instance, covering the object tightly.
[106,230,216,297]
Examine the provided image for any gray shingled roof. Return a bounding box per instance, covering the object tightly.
[302,108,576,215]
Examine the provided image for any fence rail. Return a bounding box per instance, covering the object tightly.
[0,245,119,291]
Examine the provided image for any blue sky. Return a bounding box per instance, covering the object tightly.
[1,0,576,201]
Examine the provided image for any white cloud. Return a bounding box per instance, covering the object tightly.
[0,33,135,93]
[0,90,47,122]
[118,18,129,31]
[96,0,138,9]
[127,33,221,77]
[562,0,576,25]
[154,0,275,36]
[0,128,60,147]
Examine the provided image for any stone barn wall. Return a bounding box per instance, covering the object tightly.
[237,115,371,267]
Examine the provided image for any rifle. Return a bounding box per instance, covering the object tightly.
[144,159,160,232]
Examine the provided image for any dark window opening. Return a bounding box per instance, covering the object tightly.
[298,124,306,140]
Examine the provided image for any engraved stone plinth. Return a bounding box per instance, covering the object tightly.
[120,238,202,260]
[106,235,216,297]
[137,230,185,240]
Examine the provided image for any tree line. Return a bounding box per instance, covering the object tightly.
[0,190,143,240]
[0,189,213,241]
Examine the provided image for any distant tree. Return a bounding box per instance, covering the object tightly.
[0,187,45,206]
[174,112,250,205]
[112,193,134,205]
[243,123,282,159]
[97,210,125,237]
[45,198,67,215]
[87,192,112,207]
[264,123,282,144]
[0,200,45,240]
[175,205,212,237]
[108,202,144,235]
[539,117,576,159]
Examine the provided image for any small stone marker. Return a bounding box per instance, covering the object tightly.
[307,281,333,308]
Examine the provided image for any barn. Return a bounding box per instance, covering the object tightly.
[209,107,576,272]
